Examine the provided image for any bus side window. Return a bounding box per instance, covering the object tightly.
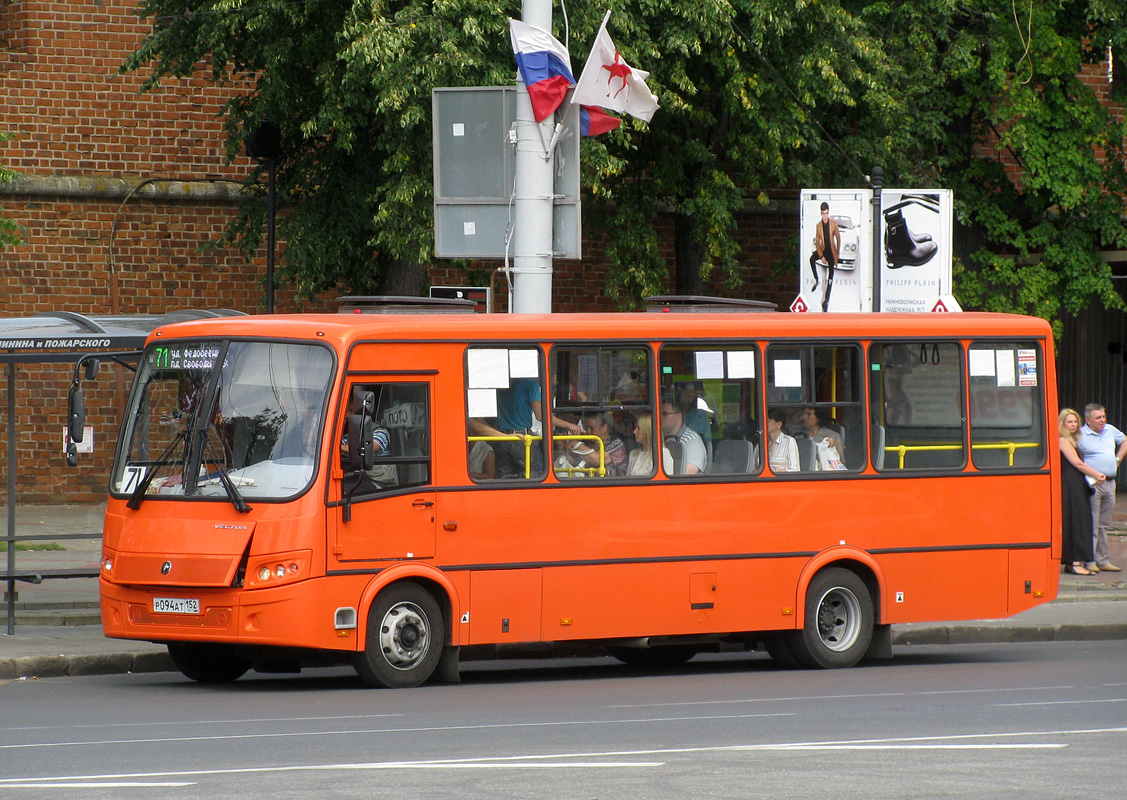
[766,344,863,473]
[868,341,965,471]
[658,345,761,476]
[465,347,548,481]
[343,382,431,496]
[549,346,651,478]
[968,342,1045,470]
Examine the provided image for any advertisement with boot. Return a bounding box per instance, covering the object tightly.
[879,190,954,312]
[796,190,872,313]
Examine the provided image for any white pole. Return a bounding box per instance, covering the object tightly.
[511,0,556,314]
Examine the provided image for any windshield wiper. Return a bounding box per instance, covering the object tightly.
[199,434,252,513]
[126,429,188,510]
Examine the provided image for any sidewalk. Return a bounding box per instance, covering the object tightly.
[2,504,1126,680]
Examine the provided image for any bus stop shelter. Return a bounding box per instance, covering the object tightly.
[1,310,244,634]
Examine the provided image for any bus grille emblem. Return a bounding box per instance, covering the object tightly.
[161,561,172,575]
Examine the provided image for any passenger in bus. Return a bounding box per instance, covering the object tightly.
[801,406,845,470]
[678,381,715,442]
[468,378,582,479]
[467,439,495,480]
[628,412,674,476]
[579,411,628,476]
[660,398,707,474]
[766,408,800,473]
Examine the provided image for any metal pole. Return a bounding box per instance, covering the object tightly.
[266,158,276,314]
[871,166,883,313]
[511,0,556,314]
[6,362,16,635]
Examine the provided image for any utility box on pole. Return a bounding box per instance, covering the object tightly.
[432,87,580,263]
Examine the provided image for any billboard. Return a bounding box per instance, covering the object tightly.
[795,188,958,313]
[796,190,873,313]
[878,190,954,312]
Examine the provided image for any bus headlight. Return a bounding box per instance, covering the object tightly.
[247,550,312,589]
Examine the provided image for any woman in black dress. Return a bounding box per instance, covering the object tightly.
[1059,409,1103,574]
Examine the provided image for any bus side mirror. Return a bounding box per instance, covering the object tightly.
[346,414,375,471]
[67,380,86,444]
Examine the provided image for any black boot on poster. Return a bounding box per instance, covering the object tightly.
[884,209,938,268]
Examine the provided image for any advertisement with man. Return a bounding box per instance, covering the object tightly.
[796,190,871,313]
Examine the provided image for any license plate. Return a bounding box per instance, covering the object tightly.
[152,597,201,615]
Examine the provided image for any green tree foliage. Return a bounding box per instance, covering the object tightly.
[123,0,1127,327]
[0,132,22,252]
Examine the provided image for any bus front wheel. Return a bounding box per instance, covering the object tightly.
[355,583,444,688]
[167,642,253,683]
[791,568,873,669]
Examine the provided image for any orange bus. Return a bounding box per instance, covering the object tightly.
[88,299,1060,686]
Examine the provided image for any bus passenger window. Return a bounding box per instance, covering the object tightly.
[868,342,965,471]
[342,382,430,496]
[765,344,862,473]
[465,347,558,481]
[968,342,1045,470]
[550,346,651,478]
[658,345,761,476]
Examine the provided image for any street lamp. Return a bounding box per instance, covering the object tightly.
[246,122,282,313]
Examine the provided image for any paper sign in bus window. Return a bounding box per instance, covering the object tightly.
[509,349,540,379]
[467,388,498,418]
[694,351,723,380]
[995,350,1016,387]
[467,349,510,388]
[773,359,803,388]
[969,349,995,377]
[727,351,755,379]
[1017,349,1037,386]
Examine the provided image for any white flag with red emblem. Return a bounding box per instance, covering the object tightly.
[571,11,659,123]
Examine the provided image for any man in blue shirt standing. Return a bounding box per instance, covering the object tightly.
[1077,403,1127,572]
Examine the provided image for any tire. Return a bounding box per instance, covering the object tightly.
[355,583,444,688]
[607,645,698,668]
[790,567,874,669]
[760,632,802,669]
[167,642,253,683]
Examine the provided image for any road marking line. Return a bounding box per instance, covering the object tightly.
[0,712,792,751]
[993,699,1127,707]
[0,782,197,788]
[0,727,1121,786]
[609,686,1072,709]
[2,713,403,734]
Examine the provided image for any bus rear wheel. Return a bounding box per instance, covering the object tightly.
[355,583,444,688]
[167,642,253,683]
[790,568,873,669]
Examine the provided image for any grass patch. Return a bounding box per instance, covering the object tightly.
[0,541,66,552]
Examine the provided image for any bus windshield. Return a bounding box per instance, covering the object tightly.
[111,340,334,503]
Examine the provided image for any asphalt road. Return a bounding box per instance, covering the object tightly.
[1,641,1125,799]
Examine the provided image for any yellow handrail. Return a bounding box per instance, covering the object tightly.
[552,434,607,477]
[466,434,607,478]
[885,441,1040,469]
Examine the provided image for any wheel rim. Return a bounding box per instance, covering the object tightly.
[379,601,431,671]
[814,586,862,652]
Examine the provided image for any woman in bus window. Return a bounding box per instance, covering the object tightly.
[628,412,673,476]
[767,408,800,473]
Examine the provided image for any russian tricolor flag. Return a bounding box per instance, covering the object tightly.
[509,18,575,122]
[579,105,621,136]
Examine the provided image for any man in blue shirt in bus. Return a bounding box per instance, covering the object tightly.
[469,378,582,479]
[1078,403,1126,572]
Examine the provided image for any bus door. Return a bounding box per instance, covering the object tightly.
[330,378,437,563]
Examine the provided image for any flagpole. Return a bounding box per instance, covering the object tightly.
[510,0,557,314]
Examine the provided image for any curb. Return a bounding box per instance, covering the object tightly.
[2,624,1125,681]
[0,650,174,680]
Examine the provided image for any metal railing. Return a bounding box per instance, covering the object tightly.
[467,434,607,478]
[884,440,1040,470]
[3,531,100,635]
